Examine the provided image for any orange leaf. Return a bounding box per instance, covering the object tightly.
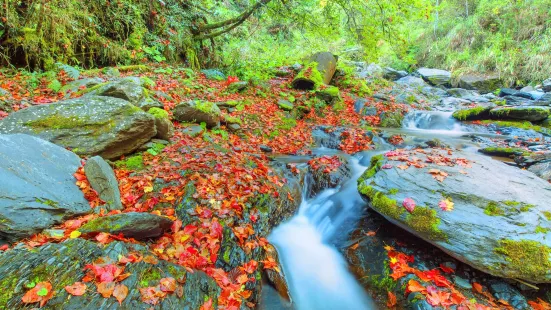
[143,255,159,264]
[159,277,177,293]
[22,281,53,307]
[65,282,87,296]
[407,279,426,293]
[97,281,115,298]
[113,284,128,305]
[387,291,397,308]
[472,282,483,294]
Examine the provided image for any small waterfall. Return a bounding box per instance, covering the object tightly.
[403,110,464,132]
[269,156,377,310]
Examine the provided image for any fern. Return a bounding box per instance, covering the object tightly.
[55,63,80,80]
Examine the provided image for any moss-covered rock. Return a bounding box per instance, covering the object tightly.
[0,96,157,159]
[489,106,551,122]
[148,107,174,140]
[316,86,342,105]
[173,100,221,128]
[478,147,530,157]
[357,147,551,283]
[291,62,324,90]
[452,106,492,121]
[79,212,173,239]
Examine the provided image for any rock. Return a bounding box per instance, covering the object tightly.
[0,134,90,242]
[95,77,146,105]
[417,68,451,86]
[514,91,536,100]
[0,96,157,159]
[227,123,241,132]
[273,68,292,77]
[502,95,534,106]
[447,88,479,99]
[489,282,529,309]
[309,156,351,195]
[292,52,337,89]
[479,147,528,157]
[528,91,546,101]
[79,212,172,239]
[84,156,123,210]
[421,86,449,98]
[452,106,492,120]
[383,67,408,81]
[201,69,226,81]
[358,149,551,283]
[536,93,551,105]
[396,76,428,88]
[489,106,550,122]
[528,161,551,182]
[260,145,273,153]
[181,125,205,137]
[362,106,378,117]
[316,86,341,105]
[173,100,221,128]
[136,96,164,111]
[459,74,503,94]
[147,107,174,140]
[499,88,518,97]
[380,110,405,128]
[543,78,551,92]
[353,98,367,113]
[103,67,121,77]
[277,99,294,111]
[0,238,220,308]
[60,77,104,96]
[226,81,249,93]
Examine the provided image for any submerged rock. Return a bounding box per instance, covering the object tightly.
[0,238,220,308]
[173,100,221,128]
[357,148,551,283]
[84,156,123,211]
[0,134,90,242]
[0,96,157,159]
[79,212,173,239]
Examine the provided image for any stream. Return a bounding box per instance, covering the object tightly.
[262,110,477,310]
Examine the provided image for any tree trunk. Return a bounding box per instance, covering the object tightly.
[292,52,338,90]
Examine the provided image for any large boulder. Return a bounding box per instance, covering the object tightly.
[357,148,551,283]
[173,100,221,128]
[0,238,221,308]
[84,156,123,210]
[0,134,90,242]
[147,107,174,140]
[459,74,503,94]
[489,106,550,122]
[395,76,428,88]
[86,77,163,111]
[383,67,408,81]
[0,96,157,159]
[543,78,551,93]
[417,68,451,86]
[79,212,172,239]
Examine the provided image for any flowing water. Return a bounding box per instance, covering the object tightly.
[264,111,485,310]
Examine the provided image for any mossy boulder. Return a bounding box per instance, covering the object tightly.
[380,110,405,128]
[0,134,91,242]
[459,74,504,94]
[452,106,492,121]
[0,96,157,159]
[201,69,226,81]
[59,77,105,97]
[226,81,249,93]
[148,107,174,140]
[86,76,163,111]
[292,52,337,90]
[277,99,294,111]
[316,86,342,105]
[79,212,172,239]
[478,147,530,157]
[417,67,451,86]
[357,148,551,283]
[0,238,220,308]
[173,100,221,128]
[489,106,551,122]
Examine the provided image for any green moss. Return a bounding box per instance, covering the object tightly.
[452,106,490,121]
[74,82,108,96]
[357,154,384,184]
[115,155,144,170]
[481,120,551,135]
[388,188,399,195]
[520,204,535,212]
[543,211,551,221]
[224,116,242,125]
[139,267,162,287]
[25,112,115,137]
[293,62,324,89]
[494,239,551,279]
[406,206,447,241]
[194,100,220,115]
[360,185,404,220]
[223,247,231,263]
[147,107,169,119]
[536,226,550,234]
[479,147,530,157]
[484,202,505,216]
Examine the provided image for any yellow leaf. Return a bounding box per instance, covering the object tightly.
[70,231,81,239]
[144,186,153,193]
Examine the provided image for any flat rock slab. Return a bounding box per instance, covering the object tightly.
[417,67,451,86]
[79,212,173,239]
[84,156,123,210]
[0,238,220,308]
[489,106,550,122]
[0,134,90,242]
[358,148,551,283]
[0,96,156,159]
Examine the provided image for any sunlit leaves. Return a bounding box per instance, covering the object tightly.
[22,281,53,307]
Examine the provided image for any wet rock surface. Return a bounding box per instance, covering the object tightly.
[84,156,123,211]
[79,212,173,239]
[0,134,90,242]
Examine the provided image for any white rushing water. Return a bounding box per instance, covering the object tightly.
[269,156,377,310]
[402,110,465,133]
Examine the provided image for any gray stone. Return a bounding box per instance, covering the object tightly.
[173,100,221,128]
[59,77,104,96]
[84,156,123,210]
[95,76,146,104]
[452,276,472,290]
[383,67,408,81]
[181,125,204,137]
[277,99,294,111]
[358,148,551,283]
[489,106,550,122]
[201,69,226,81]
[520,86,535,93]
[362,106,378,117]
[79,212,172,239]
[0,96,157,159]
[417,67,451,86]
[396,76,428,88]
[458,74,503,94]
[499,88,518,97]
[354,98,367,113]
[0,134,90,242]
[226,81,249,93]
[446,88,479,99]
[489,282,529,310]
[0,238,221,308]
[136,97,164,110]
[542,78,551,92]
[528,161,551,182]
[227,123,241,132]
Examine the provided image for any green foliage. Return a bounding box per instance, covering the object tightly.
[47,79,62,93]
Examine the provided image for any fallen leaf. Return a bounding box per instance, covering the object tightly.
[70,230,81,238]
[406,279,425,293]
[387,291,397,308]
[472,282,483,294]
[97,281,115,298]
[143,255,159,264]
[113,284,128,304]
[65,282,87,296]
[22,281,53,307]
[438,199,454,212]
[402,198,416,213]
[159,277,177,293]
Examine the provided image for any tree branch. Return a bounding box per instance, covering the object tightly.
[197,0,272,32]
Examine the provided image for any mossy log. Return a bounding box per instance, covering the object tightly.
[292,52,337,90]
